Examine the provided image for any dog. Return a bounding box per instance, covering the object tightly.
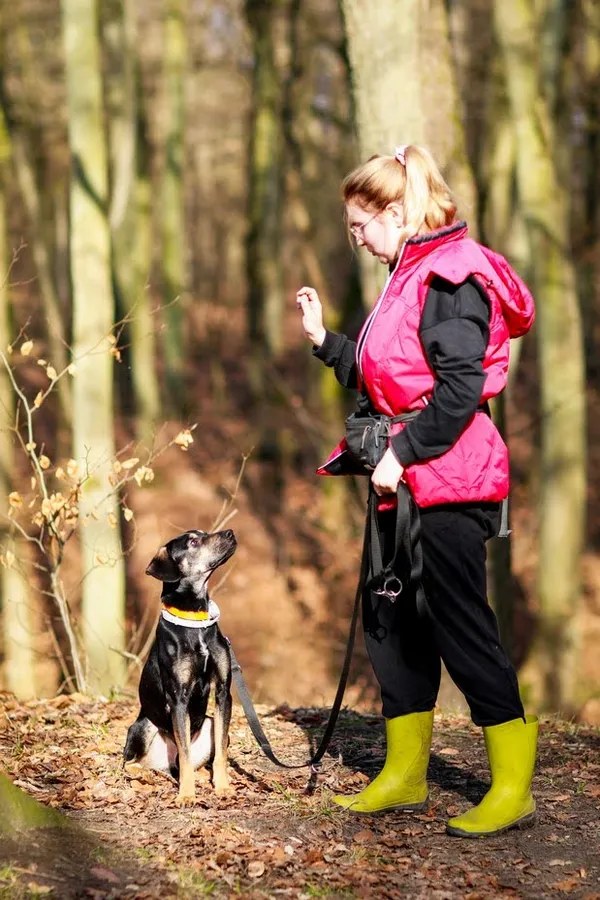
[123,528,236,806]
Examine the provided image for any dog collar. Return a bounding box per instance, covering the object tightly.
[161,599,220,629]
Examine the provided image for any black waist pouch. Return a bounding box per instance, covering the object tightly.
[344,412,393,471]
[344,399,419,472]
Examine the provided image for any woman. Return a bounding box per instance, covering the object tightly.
[295,145,537,838]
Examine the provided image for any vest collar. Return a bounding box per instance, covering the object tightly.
[399,221,468,269]
[161,599,220,629]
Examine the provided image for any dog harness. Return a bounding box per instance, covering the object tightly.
[161,599,220,629]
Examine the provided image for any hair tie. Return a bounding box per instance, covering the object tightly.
[394,145,407,166]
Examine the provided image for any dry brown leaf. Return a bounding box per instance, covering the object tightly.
[247,860,265,879]
[89,867,120,884]
[352,829,375,843]
[174,429,194,450]
[271,847,288,866]
[551,878,581,893]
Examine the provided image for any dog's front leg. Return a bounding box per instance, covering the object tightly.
[213,679,233,796]
[171,703,195,806]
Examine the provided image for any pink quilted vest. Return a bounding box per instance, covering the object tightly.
[317,222,535,507]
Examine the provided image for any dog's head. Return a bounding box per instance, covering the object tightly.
[145,529,237,583]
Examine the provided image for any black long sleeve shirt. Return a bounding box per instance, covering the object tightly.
[313,276,491,467]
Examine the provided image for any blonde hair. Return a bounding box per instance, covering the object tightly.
[341,145,457,240]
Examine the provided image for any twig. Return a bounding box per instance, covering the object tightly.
[46,615,77,694]
[212,452,250,532]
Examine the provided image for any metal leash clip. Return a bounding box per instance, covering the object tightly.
[373,575,403,602]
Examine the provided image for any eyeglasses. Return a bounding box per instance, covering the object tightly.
[349,210,380,239]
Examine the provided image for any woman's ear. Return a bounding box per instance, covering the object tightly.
[386,202,405,227]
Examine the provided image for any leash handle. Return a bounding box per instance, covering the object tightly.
[226,523,369,770]
[367,482,429,617]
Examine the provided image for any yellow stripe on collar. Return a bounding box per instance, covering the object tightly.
[162,604,209,621]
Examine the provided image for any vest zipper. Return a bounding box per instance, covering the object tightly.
[356,241,408,379]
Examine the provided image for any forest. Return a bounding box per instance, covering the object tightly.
[0,1,599,897]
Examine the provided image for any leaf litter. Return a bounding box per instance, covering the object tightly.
[0,694,598,899]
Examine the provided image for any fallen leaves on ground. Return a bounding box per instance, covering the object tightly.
[0,694,598,899]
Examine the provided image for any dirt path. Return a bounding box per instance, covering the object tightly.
[0,695,598,899]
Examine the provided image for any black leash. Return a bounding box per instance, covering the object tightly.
[227,481,428,768]
[227,518,369,769]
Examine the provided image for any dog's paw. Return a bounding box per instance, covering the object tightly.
[174,792,196,808]
[214,779,234,798]
[123,761,145,779]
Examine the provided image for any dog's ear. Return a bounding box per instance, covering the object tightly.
[145,546,180,582]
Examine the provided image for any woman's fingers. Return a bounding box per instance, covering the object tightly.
[296,286,320,306]
[296,286,325,345]
[372,481,391,496]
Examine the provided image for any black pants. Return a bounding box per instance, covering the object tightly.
[362,503,524,728]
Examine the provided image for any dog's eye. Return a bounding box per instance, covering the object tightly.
[189,537,200,548]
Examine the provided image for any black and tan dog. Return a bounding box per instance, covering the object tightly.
[124,528,236,806]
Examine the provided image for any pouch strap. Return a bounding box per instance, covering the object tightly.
[498,496,511,537]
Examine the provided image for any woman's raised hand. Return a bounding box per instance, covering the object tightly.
[296,286,326,348]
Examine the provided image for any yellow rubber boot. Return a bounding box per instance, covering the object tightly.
[447,714,538,838]
[333,710,433,814]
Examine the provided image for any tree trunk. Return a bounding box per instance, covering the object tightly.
[282,0,354,534]
[579,0,600,360]
[62,0,126,694]
[478,55,530,658]
[0,19,72,428]
[341,0,478,304]
[341,0,476,213]
[105,0,159,444]
[160,0,188,411]
[245,0,286,376]
[0,105,37,700]
[495,0,586,712]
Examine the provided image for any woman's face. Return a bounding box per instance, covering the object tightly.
[346,200,405,265]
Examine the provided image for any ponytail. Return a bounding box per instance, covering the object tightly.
[341,145,457,237]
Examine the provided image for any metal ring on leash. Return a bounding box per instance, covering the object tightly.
[373,575,403,601]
